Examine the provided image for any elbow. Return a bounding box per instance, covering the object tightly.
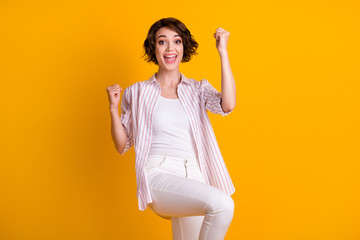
[220,97,236,113]
[115,143,126,156]
[223,106,235,113]
[114,134,127,155]
[221,102,236,113]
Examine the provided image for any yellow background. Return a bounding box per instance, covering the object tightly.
[1,0,359,239]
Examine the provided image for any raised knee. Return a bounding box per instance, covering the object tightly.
[208,193,235,217]
[221,194,235,216]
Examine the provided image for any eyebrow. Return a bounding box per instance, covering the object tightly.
[156,34,181,39]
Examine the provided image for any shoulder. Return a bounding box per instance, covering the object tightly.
[185,77,210,87]
[199,78,218,93]
[181,77,215,97]
[186,78,214,94]
[182,76,202,89]
[199,78,211,87]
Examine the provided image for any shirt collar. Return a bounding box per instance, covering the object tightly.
[148,72,191,85]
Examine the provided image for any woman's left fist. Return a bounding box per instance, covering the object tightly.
[213,27,230,54]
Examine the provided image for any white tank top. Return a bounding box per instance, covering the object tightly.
[149,95,198,160]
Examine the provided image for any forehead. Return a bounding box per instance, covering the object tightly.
[155,27,180,38]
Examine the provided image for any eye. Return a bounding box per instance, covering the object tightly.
[158,39,182,45]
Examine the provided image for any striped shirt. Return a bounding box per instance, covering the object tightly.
[120,72,235,211]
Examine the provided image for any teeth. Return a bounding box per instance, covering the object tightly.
[164,55,176,58]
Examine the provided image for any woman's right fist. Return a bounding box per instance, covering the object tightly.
[106,84,122,109]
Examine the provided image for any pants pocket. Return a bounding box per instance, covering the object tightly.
[145,156,166,170]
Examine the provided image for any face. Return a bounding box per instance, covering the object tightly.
[154,27,184,70]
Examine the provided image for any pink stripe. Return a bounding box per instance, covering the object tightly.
[141,82,159,206]
[204,121,231,192]
[199,84,227,187]
[201,80,233,192]
[182,84,221,187]
[120,89,131,153]
[183,83,225,189]
[136,82,154,201]
[198,119,222,188]
[141,80,160,208]
[203,103,232,191]
[188,81,228,190]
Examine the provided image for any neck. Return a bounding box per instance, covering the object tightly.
[155,68,181,87]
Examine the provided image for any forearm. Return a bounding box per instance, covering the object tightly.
[110,108,127,154]
[219,51,236,112]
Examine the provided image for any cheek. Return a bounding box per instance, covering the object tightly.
[155,48,162,58]
[180,47,184,57]
[155,45,165,54]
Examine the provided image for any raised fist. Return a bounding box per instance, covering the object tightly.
[213,27,230,54]
[106,84,122,109]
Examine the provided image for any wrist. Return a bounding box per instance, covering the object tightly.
[110,106,119,113]
[218,49,228,57]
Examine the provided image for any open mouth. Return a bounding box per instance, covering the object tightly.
[163,54,177,64]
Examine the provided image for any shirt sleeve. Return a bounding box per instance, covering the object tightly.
[119,87,134,155]
[201,78,233,116]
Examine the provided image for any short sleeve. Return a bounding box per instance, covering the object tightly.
[201,79,233,116]
[119,87,134,155]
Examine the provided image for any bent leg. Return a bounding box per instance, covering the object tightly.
[147,172,234,240]
[171,216,204,240]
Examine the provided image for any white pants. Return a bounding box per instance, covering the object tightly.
[145,154,234,240]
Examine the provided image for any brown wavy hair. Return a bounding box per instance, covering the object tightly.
[142,17,199,65]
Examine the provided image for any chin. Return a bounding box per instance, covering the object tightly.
[160,63,180,71]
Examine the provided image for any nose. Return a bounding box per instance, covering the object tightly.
[166,41,174,51]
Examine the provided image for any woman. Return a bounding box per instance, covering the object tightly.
[106,17,236,240]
